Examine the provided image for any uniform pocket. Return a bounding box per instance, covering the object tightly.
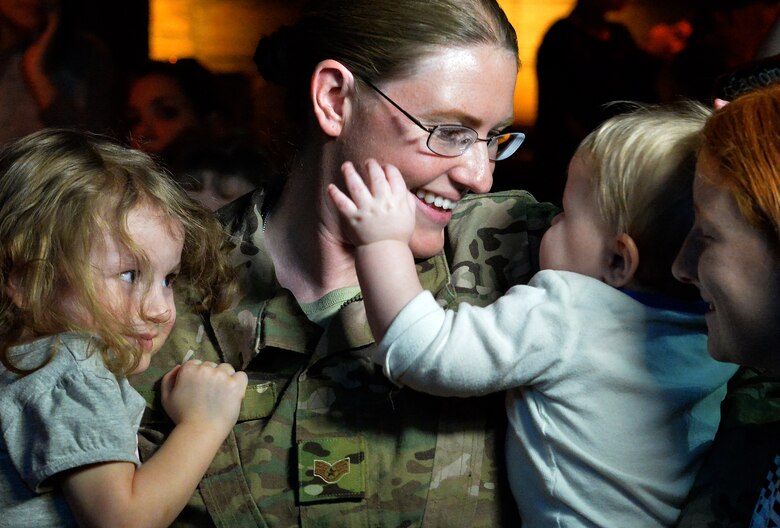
[297,436,366,503]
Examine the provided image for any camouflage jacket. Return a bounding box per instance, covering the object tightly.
[130,188,558,528]
[675,367,780,528]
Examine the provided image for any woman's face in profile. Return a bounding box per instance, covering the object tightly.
[340,45,518,259]
[126,74,200,154]
[673,152,780,371]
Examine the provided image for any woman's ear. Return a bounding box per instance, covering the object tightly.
[604,233,639,288]
[311,59,355,138]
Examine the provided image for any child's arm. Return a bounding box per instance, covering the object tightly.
[327,159,423,340]
[329,161,565,397]
[60,360,247,528]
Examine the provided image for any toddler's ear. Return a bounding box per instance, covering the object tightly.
[604,233,639,288]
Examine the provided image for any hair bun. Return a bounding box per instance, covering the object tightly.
[254,26,297,86]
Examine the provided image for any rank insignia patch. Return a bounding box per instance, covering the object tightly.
[298,436,366,502]
[313,457,350,483]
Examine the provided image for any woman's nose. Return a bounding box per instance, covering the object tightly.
[451,143,493,194]
[135,118,155,138]
[672,235,698,285]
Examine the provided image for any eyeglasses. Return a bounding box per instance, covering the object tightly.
[360,78,525,161]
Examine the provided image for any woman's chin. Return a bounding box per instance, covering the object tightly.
[409,230,446,260]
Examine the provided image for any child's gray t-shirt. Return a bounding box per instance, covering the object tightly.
[0,333,146,527]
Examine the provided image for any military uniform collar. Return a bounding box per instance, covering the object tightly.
[209,188,456,369]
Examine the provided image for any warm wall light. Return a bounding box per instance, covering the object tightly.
[149,0,301,73]
[149,0,195,65]
[150,0,583,126]
[498,0,574,127]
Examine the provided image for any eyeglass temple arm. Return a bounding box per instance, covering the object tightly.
[360,78,435,133]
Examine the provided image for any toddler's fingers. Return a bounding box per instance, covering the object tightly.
[342,161,375,207]
[327,183,359,217]
[381,164,415,216]
[384,164,409,197]
[216,362,236,375]
[224,370,249,405]
[406,190,417,212]
[161,364,181,402]
[714,98,729,110]
[233,371,249,393]
[364,159,392,198]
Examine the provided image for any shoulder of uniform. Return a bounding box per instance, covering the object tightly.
[216,187,267,236]
[451,190,559,231]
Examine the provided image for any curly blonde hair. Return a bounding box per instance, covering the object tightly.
[0,129,236,375]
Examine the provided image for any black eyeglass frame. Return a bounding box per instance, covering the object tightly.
[359,78,525,162]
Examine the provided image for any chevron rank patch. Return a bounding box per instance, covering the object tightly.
[297,436,366,503]
[313,457,350,483]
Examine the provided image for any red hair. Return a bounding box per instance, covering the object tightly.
[701,82,780,241]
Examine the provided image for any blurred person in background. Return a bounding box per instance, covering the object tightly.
[666,0,780,103]
[533,0,660,206]
[165,134,280,211]
[0,0,115,144]
[123,59,225,159]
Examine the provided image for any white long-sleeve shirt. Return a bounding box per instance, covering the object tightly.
[375,269,737,527]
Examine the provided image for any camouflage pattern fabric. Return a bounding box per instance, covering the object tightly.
[447,190,552,305]
[130,187,558,527]
[676,367,780,528]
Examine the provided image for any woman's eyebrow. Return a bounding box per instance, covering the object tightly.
[424,109,514,130]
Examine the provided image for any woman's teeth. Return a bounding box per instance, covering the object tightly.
[416,190,456,210]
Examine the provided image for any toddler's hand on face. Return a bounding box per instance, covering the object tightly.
[160,360,248,439]
[327,159,416,248]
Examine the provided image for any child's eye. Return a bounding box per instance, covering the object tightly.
[163,273,178,288]
[120,270,138,283]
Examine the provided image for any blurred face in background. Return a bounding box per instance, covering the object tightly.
[126,73,201,155]
[184,169,257,212]
[0,0,56,33]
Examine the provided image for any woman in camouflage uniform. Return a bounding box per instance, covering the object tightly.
[131,0,558,526]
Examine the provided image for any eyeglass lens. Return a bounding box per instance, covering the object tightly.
[429,126,524,161]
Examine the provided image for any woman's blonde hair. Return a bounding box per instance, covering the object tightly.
[0,129,236,375]
[700,82,780,243]
[578,101,711,296]
[254,0,518,125]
